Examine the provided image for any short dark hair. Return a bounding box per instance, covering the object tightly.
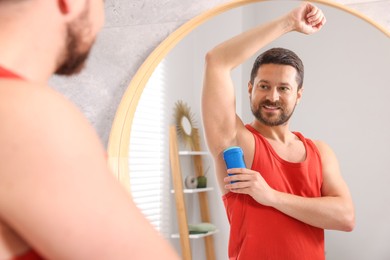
[250,47,304,89]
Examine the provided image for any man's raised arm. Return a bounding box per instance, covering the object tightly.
[201,2,326,156]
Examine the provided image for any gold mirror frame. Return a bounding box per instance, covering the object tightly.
[107,0,390,191]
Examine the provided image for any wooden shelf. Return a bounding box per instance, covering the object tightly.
[179,151,210,156]
[169,126,216,260]
[171,229,219,239]
[171,187,214,194]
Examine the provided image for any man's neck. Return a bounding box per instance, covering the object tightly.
[250,120,295,144]
[0,8,61,84]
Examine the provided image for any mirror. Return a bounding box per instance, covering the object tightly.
[181,118,192,136]
[108,0,390,259]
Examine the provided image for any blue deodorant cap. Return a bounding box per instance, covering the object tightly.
[223,146,246,183]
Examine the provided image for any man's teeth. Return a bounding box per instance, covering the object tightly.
[264,105,278,109]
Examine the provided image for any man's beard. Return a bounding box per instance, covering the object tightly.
[251,99,296,126]
[55,6,93,76]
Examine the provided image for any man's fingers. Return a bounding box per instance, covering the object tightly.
[308,10,323,24]
[224,173,249,183]
[225,180,250,190]
[306,4,319,19]
[226,168,248,174]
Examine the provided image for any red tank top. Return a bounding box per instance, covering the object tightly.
[11,250,42,260]
[0,66,22,79]
[223,125,324,260]
[0,66,43,260]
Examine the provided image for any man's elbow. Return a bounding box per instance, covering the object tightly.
[340,208,355,232]
[205,50,218,67]
[204,48,227,69]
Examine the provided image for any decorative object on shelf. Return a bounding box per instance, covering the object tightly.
[197,175,207,188]
[196,165,210,188]
[173,100,197,149]
[185,175,198,189]
[173,100,205,182]
[188,223,217,234]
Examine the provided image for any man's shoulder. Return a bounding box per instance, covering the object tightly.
[0,79,102,164]
[0,79,72,106]
[310,139,328,150]
[0,79,88,127]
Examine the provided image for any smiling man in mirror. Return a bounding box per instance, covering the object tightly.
[202,2,355,259]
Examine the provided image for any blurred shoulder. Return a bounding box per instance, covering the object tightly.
[0,79,97,135]
[0,79,106,174]
[0,79,87,121]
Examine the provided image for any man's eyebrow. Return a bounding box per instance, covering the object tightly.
[258,80,270,84]
[257,80,292,87]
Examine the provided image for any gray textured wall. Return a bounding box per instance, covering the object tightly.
[49,0,390,147]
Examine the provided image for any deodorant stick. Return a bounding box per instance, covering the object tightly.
[223,146,246,183]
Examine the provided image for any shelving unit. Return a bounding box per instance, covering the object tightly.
[171,187,214,194]
[171,229,219,239]
[169,125,216,260]
[179,151,210,156]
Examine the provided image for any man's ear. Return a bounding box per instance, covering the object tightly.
[296,87,304,104]
[248,81,253,94]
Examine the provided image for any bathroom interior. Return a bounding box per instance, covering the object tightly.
[50,0,390,259]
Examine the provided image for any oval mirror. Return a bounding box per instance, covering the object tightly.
[181,117,192,136]
[108,0,390,259]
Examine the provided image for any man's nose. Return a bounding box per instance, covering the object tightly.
[266,87,279,102]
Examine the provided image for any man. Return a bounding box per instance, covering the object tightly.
[0,0,178,259]
[202,2,355,259]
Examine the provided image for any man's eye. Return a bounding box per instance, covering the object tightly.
[259,85,268,89]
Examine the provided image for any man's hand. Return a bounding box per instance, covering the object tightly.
[224,168,276,207]
[287,2,326,35]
